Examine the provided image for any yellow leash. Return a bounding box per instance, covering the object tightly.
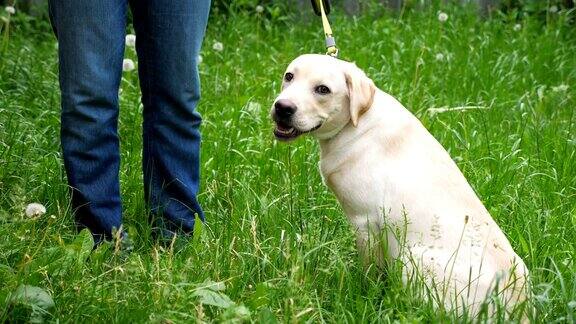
[312,0,338,57]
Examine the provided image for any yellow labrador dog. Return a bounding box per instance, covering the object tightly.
[271,54,529,318]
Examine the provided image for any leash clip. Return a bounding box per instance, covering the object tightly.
[312,0,338,58]
[325,36,338,57]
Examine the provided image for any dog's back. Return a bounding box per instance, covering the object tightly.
[320,90,529,317]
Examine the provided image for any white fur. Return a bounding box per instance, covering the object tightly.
[272,54,529,318]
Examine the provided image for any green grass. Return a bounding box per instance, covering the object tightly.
[1,5,575,323]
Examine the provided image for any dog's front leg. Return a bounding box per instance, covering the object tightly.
[350,215,386,269]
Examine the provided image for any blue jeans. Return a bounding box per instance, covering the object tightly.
[48,0,211,243]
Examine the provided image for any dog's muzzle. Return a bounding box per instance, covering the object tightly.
[272,99,298,140]
[272,99,322,141]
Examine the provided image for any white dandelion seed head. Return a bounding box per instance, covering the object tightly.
[5,6,15,14]
[537,86,546,100]
[122,58,135,72]
[197,55,203,64]
[212,41,224,52]
[552,84,569,92]
[245,101,262,116]
[438,12,448,23]
[25,203,46,218]
[569,300,576,309]
[549,5,558,13]
[416,57,425,67]
[256,5,264,13]
[435,53,445,61]
[125,34,136,48]
[513,24,522,31]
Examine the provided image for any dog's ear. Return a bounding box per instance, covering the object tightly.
[344,63,376,127]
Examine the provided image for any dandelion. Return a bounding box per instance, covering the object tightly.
[256,5,264,14]
[568,300,576,309]
[435,53,445,61]
[513,24,522,31]
[549,5,558,13]
[245,101,261,116]
[197,55,203,64]
[5,6,15,15]
[438,12,448,23]
[25,203,46,218]
[125,34,136,48]
[212,41,224,52]
[552,84,569,92]
[537,86,546,100]
[296,233,302,243]
[122,58,135,72]
[416,57,425,67]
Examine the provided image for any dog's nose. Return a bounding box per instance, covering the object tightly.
[274,99,296,120]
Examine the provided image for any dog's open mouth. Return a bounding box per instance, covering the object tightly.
[274,122,321,141]
[274,123,301,141]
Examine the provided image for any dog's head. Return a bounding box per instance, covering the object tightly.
[271,54,375,141]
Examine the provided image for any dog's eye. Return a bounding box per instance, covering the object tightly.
[315,85,331,95]
[284,72,294,82]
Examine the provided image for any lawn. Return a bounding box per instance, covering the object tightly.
[1,4,575,323]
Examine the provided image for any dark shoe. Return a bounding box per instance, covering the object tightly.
[114,232,134,256]
[113,231,134,257]
[91,230,133,260]
[152,227,190,252]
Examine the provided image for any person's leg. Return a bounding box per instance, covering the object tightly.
[129,0,211,238]
[49,0,127,244]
